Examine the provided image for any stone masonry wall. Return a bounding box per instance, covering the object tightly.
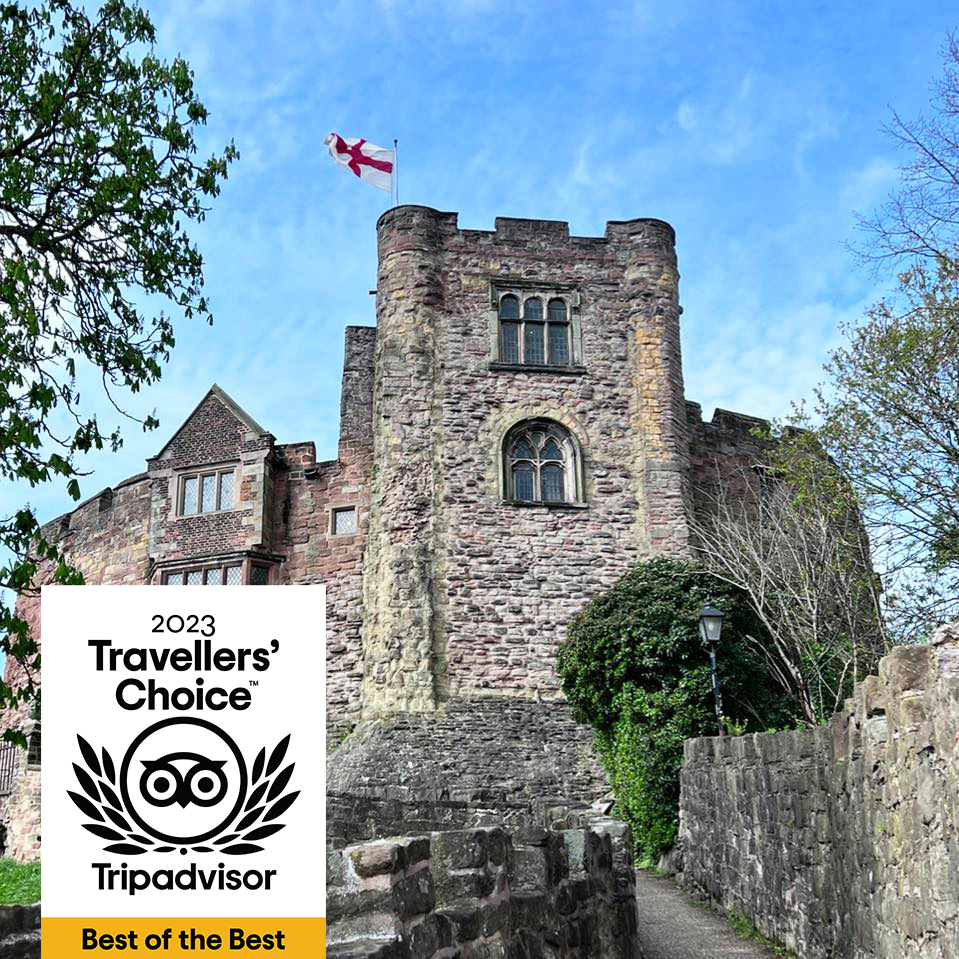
[328,792,546,850]
[685,401,771,527]
[679,621,959,959]
[327,803,637,958]
[1,475,152,739]
[327,697,608,812]
[278,326,375,747]
[0,904,40,959]
[3,765,40,864]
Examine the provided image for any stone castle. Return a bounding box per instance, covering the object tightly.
[5,207,955,959]
[3,206,770,861]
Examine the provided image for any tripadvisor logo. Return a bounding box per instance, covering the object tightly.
[68,717,299,895]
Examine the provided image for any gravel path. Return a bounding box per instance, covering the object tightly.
[635,872,781,959]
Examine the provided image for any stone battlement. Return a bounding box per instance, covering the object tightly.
[376,204,676,248]
[326,801,637,958]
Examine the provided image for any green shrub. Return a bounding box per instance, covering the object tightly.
[558,557,798,862]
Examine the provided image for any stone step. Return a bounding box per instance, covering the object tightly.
[0,931,40,959]
[326,937,406,958]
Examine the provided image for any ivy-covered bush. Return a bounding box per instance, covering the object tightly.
[557,558,797,863]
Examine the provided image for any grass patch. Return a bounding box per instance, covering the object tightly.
[0,858,40,904]
[687,892,796,957]
[726,911,796,957]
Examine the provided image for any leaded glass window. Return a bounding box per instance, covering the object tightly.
[201,474,217,513]
[182,477,198,515]
[541,464,564,502]
[332,506,357,535]
[523,298,544,365]
[497,293,573,368]
[504,420,579,504]
[219,472,234,509]
[513,463,535,501]
[178,468,236,516]
[524,320,544,367]
[547,299,570,366]
[164,562,263,585]
[499,295,520,364]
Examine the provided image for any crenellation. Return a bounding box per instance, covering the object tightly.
[326,802,638,958]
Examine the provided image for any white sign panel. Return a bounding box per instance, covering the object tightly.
[41,585,325,956]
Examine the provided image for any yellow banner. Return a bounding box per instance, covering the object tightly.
[41,918,325,956]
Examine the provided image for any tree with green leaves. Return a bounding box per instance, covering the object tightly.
[0,0,236,742]
[799,34,959,640]
[800,261,959,640]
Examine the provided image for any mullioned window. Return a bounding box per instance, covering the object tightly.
[503,420,581,505]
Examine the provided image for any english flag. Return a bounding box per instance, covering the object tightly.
[325,133,394,193]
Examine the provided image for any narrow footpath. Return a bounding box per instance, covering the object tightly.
[635,872,781,959]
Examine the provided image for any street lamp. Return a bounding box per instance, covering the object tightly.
[697,604,725,734]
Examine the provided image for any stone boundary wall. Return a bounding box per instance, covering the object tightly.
[327,805,637,958]
[329,792,542,850]
[1,721,41,864]
[0,904,40,959]
[679,622,959,959]
[327,698,609,812]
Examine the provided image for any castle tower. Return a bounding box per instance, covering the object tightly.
[360,206,694,720]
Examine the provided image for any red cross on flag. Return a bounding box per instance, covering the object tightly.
[325,132,394,193]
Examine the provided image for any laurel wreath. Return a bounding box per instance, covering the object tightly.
[68,733,300,856]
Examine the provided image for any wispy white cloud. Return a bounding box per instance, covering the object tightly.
[0,0,950,533]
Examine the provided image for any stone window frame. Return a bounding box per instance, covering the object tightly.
[329,504,359,538]
[500,417,587,508]
[160,556,272,585]
[488,279,585,373]
[175,463,238,518]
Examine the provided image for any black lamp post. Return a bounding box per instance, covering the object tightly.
[697,604,725,734]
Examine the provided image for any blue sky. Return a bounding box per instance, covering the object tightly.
[2,0,957,560]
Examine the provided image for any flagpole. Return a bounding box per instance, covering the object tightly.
[394,138,399,207]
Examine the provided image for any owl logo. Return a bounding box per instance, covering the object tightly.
[118,717,249,846]
[139,752,229,809]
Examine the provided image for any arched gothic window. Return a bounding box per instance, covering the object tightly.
[498,294,572,367]
[504,420,580,504]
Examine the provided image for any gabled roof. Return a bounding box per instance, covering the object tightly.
[151,384,271,459]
